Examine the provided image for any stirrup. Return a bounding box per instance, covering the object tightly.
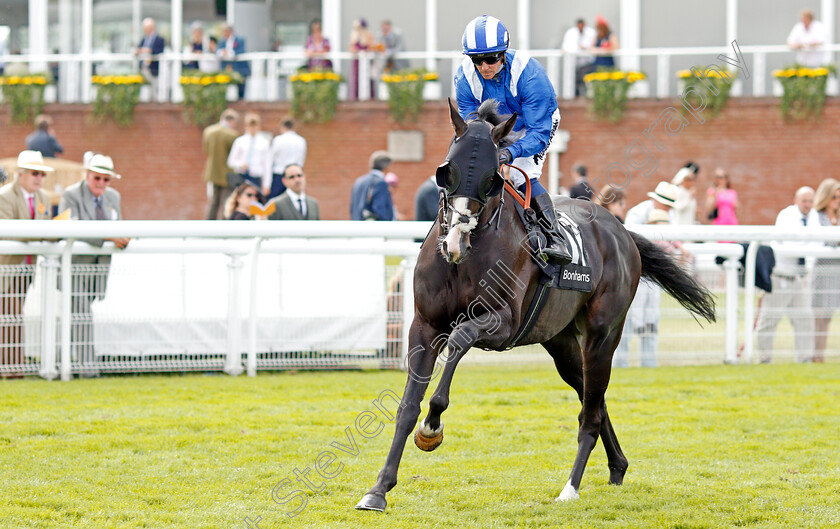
[542,244,572,265]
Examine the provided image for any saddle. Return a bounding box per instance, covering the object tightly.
[502,176,593,348]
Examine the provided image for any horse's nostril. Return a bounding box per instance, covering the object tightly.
[458,214,470,224]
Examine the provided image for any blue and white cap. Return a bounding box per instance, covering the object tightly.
[462,15,509,55]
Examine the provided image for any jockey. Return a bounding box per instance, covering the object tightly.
[455,14,572,266]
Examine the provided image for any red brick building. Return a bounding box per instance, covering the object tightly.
[1,98,837,224]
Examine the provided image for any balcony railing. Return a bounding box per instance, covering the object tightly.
[1,44,838,105]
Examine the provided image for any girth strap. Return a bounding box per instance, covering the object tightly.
[506,274,553,348]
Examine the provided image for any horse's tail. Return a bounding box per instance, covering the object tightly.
[630,231,717,324]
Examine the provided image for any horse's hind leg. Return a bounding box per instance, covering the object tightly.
[544,322,625,500]
[545,329,628,487]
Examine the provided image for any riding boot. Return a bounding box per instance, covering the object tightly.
[531,193,573,266]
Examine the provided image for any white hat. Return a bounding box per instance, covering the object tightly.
[671,167,694,186]
[17,150,55,173]
[85,154,121,179]
[647,181,679,207]
[647,209,671,224]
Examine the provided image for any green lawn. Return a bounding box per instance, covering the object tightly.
[1,364,839,528]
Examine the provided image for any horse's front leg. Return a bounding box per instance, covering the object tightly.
[415,305,512,451]
[356,319,442,512]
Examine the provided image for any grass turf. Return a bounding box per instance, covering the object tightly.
[1,363,838,528]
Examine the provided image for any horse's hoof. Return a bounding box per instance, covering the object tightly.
[555,480,580,502]
[608,465,627,485]
[414,421,444,452]
[355,493,386,511]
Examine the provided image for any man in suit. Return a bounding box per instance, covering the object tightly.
[218,23,250,100]
[268,164,320,220]
[203,108,240,219]
[134,18,166,101]
[59,154,129,371]
[350,151,395,221]
[25,114,64,158]
[414,175,439,222]
[0,151,53,373]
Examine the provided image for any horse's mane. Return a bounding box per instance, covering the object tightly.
[469,100,524,149]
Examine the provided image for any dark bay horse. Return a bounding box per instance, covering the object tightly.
[355,99,716,511]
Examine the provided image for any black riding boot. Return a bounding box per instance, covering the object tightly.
[531,193,573,266]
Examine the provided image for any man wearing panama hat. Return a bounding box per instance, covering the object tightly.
[0,150,54,372]
[624,181,679,226]
[59,153,129,372]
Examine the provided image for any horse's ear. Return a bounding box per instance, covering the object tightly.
[491,112,518,144]
[448,97,467,138]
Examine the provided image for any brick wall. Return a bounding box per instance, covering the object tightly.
[1,98,838,224]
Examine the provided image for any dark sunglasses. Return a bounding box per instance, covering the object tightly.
[92,175,111,183]
[471,53,503,66]
[284,173,303,179]
[29,171,47,177]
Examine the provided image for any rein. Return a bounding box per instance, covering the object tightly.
[502,163,532,208]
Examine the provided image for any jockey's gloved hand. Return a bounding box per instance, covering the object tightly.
[499,149,513,166]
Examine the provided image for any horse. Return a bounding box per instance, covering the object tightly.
[355,99,716,511]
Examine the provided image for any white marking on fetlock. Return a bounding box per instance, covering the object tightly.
[418,419,443,437]
[556,480,579,501]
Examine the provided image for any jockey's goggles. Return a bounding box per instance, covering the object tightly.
[471,52,504,66]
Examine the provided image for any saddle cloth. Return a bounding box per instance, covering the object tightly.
[553,211,593,292]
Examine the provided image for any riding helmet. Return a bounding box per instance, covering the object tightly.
[462,15,509,55]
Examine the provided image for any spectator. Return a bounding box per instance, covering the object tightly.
[561,18,596,97]
[811,178,840,362]
[25,114,63,158]
[379,19,408,72]
[624,181,678,225]
[455,14,571,265]
[203,109,240,220]
[305,18,332,70]
[265,118,307,200]
[0,32,5,75]
[594,185,626,223]
[671,165,698,225]
[134,18,165,100]
[384,172,406,220]
[348,18,376,101]
[200,36,220,73]
[705,168,739,225]
[59,154,129,371]
[414,175,439,222]
[217,23,250,99]
[350,150,395,221]
[621,209,691,368]
[223,182,262,220]
[227,112,271,190]
[756,187,819,364]
[183,22,204,70]
[787,9,826,67]
[590,15,619,70]
[0,151,53,374]
[569,163,592,200]
[268,164,320,221]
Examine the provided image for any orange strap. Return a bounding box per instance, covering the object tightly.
[502,163,531,209]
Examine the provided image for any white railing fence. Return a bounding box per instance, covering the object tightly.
[1,221,838,381]
[2,44,838,105]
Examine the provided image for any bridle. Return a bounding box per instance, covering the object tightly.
[437,162,532,237]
